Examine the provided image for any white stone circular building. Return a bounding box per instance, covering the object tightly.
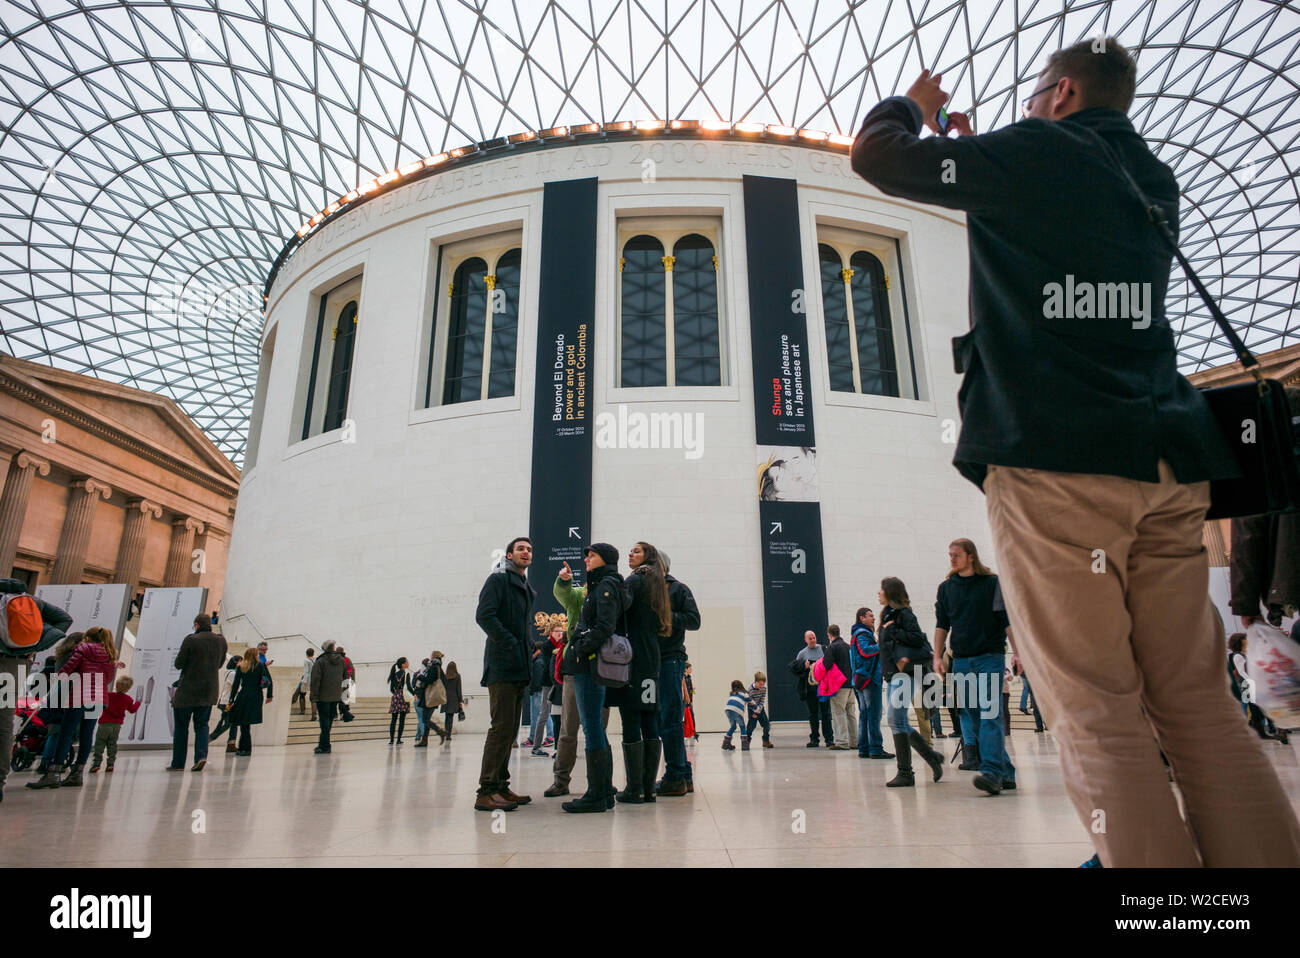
[222,126,992,724]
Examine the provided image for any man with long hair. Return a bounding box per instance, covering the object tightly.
[933,539,1015,794]
[853,38,1300,864]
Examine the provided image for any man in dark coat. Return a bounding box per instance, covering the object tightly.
[656,550,701,796]
[852,38,1299,866]
[0,578,71,802]
[310,640,348,753]
[473,536,535,812]
[1230,388,1300,631]
[170,614,228,771]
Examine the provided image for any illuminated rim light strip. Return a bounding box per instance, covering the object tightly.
[275,119,854,291]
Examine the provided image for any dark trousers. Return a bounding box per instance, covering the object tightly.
[53,707,96,766]
[478,682,526,796]
[171,705,212,768]
[237,724,252,751]
[444,712,456,735]
[658,658,690,782]
[746,709,772,741]
[804,693,833,744]
[389,711,407,741]
[210,707,232,740]
[619,706,660,743]
[317,700,338,750]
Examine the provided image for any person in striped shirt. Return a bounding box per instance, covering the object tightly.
[744,672,772,750]
[722,681,751,750]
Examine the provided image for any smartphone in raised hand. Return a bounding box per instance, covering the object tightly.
[935,106,951,135]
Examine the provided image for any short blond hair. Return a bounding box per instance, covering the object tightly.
[753,671,766,683]
[115,674,134,693]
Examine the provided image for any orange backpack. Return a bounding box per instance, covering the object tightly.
[0,593,44,652]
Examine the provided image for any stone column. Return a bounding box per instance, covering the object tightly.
[113,497,162,586]
[0,452,51,575]
[50,477,112,585]
[1203,519,1229,568]
[164,516,205,587]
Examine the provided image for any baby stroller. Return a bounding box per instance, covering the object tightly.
[11,695,76,772]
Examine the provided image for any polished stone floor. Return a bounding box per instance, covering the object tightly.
[3,727,1297,867]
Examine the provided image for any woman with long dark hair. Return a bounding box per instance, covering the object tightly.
[228,647,273,756]
[440,661,466,739]
[387,657,413,745]
[608,541,670,804]
[877,578,944,787]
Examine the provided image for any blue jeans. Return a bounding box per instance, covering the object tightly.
[172,705,213,768]
[52,706,96,766]
[885,671,917,733]
[856,684,885,754]
[1019,682,1031,711]
[725,712,747,736]
[658,658,690,782]
[414,704,427,739]
[745,708,771,740]
[529,690,551,745]
[954,654,1015,785]
[573,673,607,751]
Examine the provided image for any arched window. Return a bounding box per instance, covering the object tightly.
[487,248,521,399]
[301,274,362,441]
[443,257,489,405]
[849,251,899,398]
[818,242,901,399]
[322,300,357,431]
[620,235,667,387]
[672,234,721,386]
[819,244,855,393]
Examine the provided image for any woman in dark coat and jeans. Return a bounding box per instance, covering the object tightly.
[228,648,273,756]
[441,662,466,739]
[878,577,944,787]
[608,541,670,804]
[561,543,626,814]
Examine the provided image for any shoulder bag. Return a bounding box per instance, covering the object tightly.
[1093,133,1300,519]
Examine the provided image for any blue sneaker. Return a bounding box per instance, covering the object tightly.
[1080,854,1102,868]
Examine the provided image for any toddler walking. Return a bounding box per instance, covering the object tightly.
[89,675,141,773]
[722,680,751,750]
[744,671,772,750]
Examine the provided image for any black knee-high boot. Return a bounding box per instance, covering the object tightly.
[886,733,913,787]
[909,729,944,781]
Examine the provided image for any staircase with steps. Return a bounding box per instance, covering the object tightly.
[286,698,403,745]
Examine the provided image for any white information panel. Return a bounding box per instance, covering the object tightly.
[125,587,208,747]
[32,584,133,673]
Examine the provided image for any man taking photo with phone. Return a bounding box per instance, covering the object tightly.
[851,37,1300,866]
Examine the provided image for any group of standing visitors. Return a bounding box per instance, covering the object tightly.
[472,536,700,814]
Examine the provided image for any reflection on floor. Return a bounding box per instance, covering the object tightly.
[2,727,1296,867]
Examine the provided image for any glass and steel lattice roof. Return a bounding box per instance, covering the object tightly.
[1,0,1297,464]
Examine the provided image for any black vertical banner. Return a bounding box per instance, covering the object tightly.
[528,178,598,610]
[743,175,831,721]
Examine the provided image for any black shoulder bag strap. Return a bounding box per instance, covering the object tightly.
[1089,131,1262,381]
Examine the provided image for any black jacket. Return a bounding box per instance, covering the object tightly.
[878,606,930,679]
[662,575,702,660]
[228,662,272,726]
[0,578,72,657]
[476,563,536,687]
[826,637,852,684]
[310,649,348,703]
[528,644,550,694]
[851,98,1237,490]
[1230,513,1300,619]
[568,564,626,676]
[172,627,229,708]
[606,568,664,711]
[440,672,463,716]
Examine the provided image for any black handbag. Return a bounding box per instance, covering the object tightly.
[1094,134,1300,519]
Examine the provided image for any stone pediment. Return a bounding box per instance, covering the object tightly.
[0,355,240,492]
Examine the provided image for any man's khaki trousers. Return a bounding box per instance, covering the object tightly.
[985,462,1300,867]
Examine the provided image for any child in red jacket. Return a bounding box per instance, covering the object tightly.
[90,675,141,773]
